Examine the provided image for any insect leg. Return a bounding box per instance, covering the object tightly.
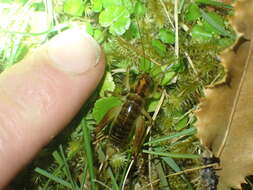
[141,108,153,124]
[132,116,146,158]
[131,109,153,158]
[124,67,131,92]
[94,105,121,143]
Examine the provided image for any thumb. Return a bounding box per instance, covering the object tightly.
[0,28,105,189]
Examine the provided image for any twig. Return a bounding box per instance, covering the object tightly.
[146,90,166,135]
[148,143,154,190]
[137,163,218,190]
[159,0,175,30]
[146,90,166,190]
[121,160,135,190]
[174,0,179,60]
[94,179,113,190]
[184,52,197,75]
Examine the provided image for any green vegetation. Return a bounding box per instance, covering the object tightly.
[0,0,238,189]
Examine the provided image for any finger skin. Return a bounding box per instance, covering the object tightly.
[0,32,105,189]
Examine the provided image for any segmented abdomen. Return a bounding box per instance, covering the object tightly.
[110,93,144,148]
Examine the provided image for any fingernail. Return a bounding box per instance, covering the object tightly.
[47,28,101,74]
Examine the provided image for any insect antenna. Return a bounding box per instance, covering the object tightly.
[132,0,146,67]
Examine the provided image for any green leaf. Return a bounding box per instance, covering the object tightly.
[134,1,145,17]
[82,121,96,190]
[99,6,131,35]
[159,29,175,44]
[152,91,163,99]
[99,7,116,27]
[161,71,176,86]
[124,22,139,39]
[147,99,160,112]
[202,11,224,34]
[14,44,29,63]
[172,62,186,73]
[150,64,163,79]
[185,3,201,22]
[142,150,200,159]
[92,96,122,123]
[102,0,122,8]
[99,72,115,97]
[91,0,103,12]
[31,2,45,11]
[145,128,196,145]
[196,0,233,9]
[94,29,105,43]
[151,39,166,56]
[63,0,85,16]
[139,60,152,73]
[0,0,13,2]
[109,14,131,35]
[85,23,94,36]
[191,24,213,42]
[201,10,232,37]
[121,0,135,13]
[35,168,72,189]
[174,116,189,131]
[218,37,234,48]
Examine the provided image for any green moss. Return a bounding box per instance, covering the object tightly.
[0,0,236,189]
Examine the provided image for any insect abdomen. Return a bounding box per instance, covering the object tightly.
[110,94,144,147]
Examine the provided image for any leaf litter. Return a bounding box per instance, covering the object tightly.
[195,0,253,189]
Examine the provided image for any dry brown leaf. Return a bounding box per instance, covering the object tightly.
[195,0,253,189]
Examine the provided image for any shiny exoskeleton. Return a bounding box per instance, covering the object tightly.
[95,73,153,156]
[200,156,219,190]
[110,93,144,147]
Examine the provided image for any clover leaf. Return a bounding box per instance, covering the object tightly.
[99,72,115,97]
[102,0,122,8]
[99,6,131,35]
[159,29,175,44]
[63,0,85,16]
[185,3,201,22]
[92,96,121,123]
[91,0,103,12]
[151,39,166,56]
[191,24,213,42]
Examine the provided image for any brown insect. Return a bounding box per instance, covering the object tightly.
[94,73,154,158]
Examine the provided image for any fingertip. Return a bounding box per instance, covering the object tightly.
[47,28,102,74]
[0,28,105,189]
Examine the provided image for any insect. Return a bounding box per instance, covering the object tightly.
[94,73,154,158]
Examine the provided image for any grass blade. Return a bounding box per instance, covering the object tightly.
[0,24,68,36]
[154,159,170,190]
[80,165,88,190]
[196,0,233,9]
[144,128,196,145]
[200,9,233,38]
[161,156,193,189]
[143,150,200,159]
[35,167,72,189]
[82,120,97,190]
[59,145,79,190]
